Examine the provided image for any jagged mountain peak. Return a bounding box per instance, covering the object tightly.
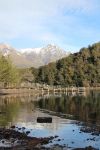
[20,44,67,55]
[0,43,69,68]
[41,44,67,54]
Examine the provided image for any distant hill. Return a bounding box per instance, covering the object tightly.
[33,42,100,87]
[0,43,69,68]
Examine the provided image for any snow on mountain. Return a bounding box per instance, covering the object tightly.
[20,47,42,54]
[0,43,69,68]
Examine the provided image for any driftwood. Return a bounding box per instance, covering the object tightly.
[37,117,52,123]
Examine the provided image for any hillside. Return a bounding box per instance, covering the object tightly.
[0,43,69,68]
[32,42,100,87]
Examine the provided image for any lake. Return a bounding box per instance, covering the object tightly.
[0,90,100,149]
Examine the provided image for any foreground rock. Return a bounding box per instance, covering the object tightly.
[73,146,98,150]
[81,125,100,136]
[0,126,99,150]
[0,128,55,149]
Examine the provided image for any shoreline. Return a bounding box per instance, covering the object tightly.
[0,124,99,150]
[0,88,39,95]
[0,91,99,150]
[0,87,99,95]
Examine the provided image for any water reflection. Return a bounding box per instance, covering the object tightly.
[35,91,100,124]
[0,90,100,128]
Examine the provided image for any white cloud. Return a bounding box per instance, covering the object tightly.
[0,0,99,50]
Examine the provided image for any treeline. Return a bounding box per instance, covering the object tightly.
[31,42,100,87]
[0,55,20,87]
[0,42,100,88]
[0,54,35,88]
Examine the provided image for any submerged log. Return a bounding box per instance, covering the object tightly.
[37,117,52,123]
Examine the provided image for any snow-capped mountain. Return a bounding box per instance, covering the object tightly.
[0,43,34,68]
[0,43,69,68]
[21,47,42,54]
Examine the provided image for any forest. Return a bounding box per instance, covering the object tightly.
[0,42,100,88]
[31,42,100,87]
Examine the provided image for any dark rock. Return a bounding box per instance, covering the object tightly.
[18,128,21,130]
[26,131,30,135]
[22,127,26,130]
[87,139,89,141]
[37,117,52,123]
[2,140,5,143]
[11,125,16,129]
[72,141,74,144]
[54,135,59,138]
[73,146,98,150]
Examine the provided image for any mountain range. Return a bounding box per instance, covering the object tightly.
[0,43,69,68]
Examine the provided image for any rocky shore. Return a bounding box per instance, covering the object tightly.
[0,127,56,150]
[0,126,99,150]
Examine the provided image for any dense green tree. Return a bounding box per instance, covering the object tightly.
[0,55,20,87]
[31,42,100,87]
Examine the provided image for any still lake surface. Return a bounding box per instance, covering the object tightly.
[0,90,100,149]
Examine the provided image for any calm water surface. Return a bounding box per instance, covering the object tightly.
[0,90,100,149]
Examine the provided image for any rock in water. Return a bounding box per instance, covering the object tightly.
[37,117,52,123]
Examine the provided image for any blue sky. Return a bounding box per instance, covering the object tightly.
[0,0,100,52]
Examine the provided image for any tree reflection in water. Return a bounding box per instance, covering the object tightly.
[0,90,100,127]
[34,91,100,124]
